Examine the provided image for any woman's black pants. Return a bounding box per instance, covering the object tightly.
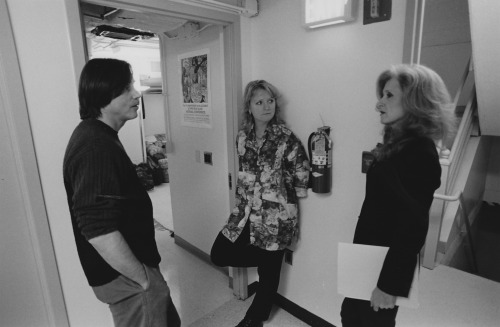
[210,222,285,321]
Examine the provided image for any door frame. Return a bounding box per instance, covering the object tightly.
[0,0,70,325]
[402,0,425,64]
[78,0,245,298]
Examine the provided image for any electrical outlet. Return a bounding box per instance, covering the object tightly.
[284,248,293,265]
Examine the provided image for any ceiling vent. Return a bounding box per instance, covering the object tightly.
[90,25,156,41]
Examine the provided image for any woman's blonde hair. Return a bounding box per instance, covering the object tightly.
[241,80,283,133]
[374,64,455,160]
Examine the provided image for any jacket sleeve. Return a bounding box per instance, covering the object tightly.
[285,135,309,198]
[377,140,441,296]
[70,148,124,240]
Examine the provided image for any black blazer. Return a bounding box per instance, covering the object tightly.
[354,137,441,297]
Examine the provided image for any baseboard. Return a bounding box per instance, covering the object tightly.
[174,235,335,326]
[275,293,336,327]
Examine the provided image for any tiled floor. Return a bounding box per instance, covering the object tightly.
[397,265,500,326]
[149,184,234,325]
[155,229,234,326]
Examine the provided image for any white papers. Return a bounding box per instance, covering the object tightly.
[337,242,419,309]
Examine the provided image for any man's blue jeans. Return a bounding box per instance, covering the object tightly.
[93,265,180,327]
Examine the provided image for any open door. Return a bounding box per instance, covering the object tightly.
[162,22,250,298]
[163,24,231,255]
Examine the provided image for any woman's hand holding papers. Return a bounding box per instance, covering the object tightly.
[370,287,396,312]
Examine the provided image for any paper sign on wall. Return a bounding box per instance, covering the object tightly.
[179,49,211,128]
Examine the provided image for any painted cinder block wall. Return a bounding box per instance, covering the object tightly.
[240,1,408,324]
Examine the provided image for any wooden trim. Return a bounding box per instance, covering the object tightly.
[221,15,247,301]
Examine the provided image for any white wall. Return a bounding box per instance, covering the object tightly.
[241,1,408,324]
[0,98,52,327]
[143,93,167,136]
[468,0,500,137]
[0,4,66,320]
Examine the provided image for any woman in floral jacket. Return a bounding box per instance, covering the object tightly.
[211,80,309,327]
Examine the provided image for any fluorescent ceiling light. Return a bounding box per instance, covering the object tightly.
[303,0,355,29]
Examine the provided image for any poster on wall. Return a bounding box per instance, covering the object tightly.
[179,49,211,128]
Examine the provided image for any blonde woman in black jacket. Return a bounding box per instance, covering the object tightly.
[341,64,454,327]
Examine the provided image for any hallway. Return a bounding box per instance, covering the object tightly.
[149,185,500,326]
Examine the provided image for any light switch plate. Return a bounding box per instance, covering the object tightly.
[204,151,213,165]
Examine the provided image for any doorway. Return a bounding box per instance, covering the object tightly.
[79,0,245,297]
[82,11,175,232]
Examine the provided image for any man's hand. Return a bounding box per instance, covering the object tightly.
[89,231,148,289]
[370,287,396,312]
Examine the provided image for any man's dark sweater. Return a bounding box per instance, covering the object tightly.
[63,119,161,286]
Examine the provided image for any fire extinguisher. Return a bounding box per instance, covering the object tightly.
[308,126,333,193]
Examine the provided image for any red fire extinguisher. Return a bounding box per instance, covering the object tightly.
[308,126,333,193]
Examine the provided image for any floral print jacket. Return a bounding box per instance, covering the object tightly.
[221,122,310,251]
